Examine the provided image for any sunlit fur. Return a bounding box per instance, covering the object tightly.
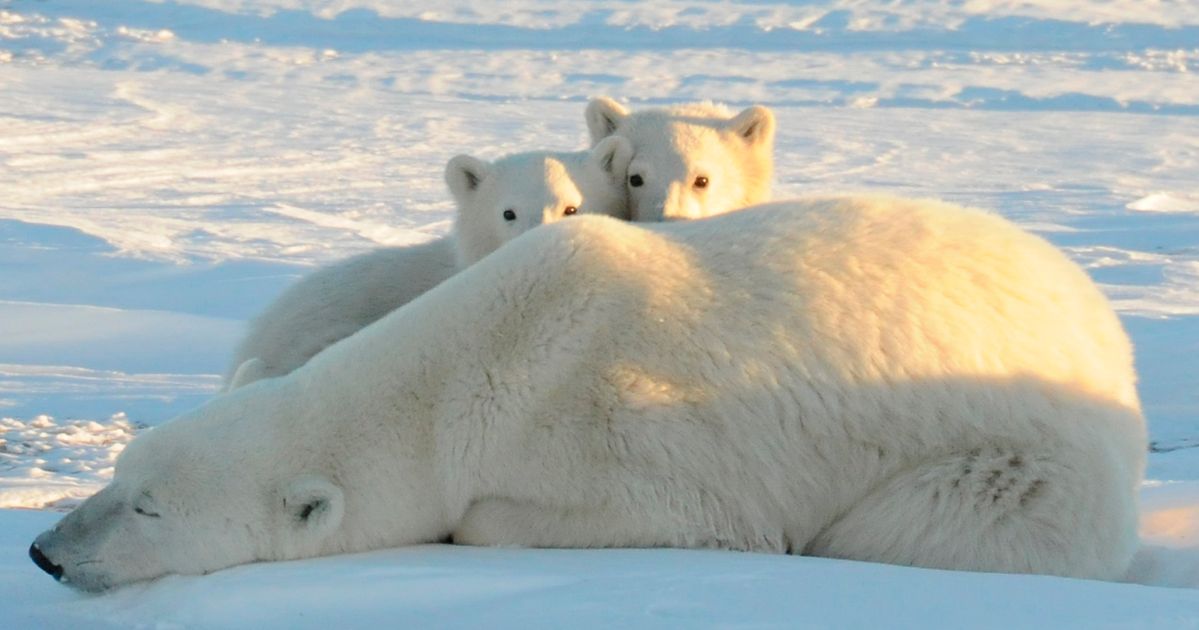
[223,139,633,387]
[37,196,1144,591]
[586,97,774,221]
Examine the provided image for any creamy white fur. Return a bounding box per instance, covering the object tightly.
[36,196,1145,590]
[224,140,633,387]
[586,97,775,221]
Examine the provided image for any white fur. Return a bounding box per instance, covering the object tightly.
[586,97,775,221]
[35,196,1145,591]
[224,237,457,388]
[224,140,633,387]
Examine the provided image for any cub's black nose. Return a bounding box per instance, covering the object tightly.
[29,543,63,581]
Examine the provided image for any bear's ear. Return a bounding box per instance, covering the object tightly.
[445,155,492,203]
[226,357,267,391]
[726,105,775,146]
[585,97,630,146]
[591,135,634,185]
[282,474,345,540]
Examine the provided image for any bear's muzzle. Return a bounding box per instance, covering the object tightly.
[29,541,64,581]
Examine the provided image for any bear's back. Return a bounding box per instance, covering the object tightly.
[511,198,1140,448]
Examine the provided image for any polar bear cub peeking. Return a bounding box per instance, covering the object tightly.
[223,138,634,388]
[586,97,775,221]
[34,197,1145,591]
[445,140,633,268]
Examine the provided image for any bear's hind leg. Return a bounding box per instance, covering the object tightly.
[806,447,1137,580]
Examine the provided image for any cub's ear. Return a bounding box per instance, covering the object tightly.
[226,357,267,391]
[282,474,345,539]
[726,105,775,146]
[591,135,634,185]
[585,97,630,146]
[445,155,492,203]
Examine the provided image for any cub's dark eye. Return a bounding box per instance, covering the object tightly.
[629,174,644,188]
[134,506,161,518]
[694,176,709,189]
[564,206,578,216]
[502,209,517,221]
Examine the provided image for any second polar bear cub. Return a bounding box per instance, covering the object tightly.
[225,137,634,389]
[586,97,775,222]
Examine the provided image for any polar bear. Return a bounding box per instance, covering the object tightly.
[32,196,1145,591]
[224,138,634,388]
[586,97,775,221]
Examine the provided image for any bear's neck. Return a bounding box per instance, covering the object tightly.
[452,215,503,269]
[284,258,511,540]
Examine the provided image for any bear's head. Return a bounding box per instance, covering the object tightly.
[585,97,775,222]
[28,378,443,591]
[444,137,633,268]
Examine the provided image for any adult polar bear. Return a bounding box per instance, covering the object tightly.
[225,139,633,388]
[31,196,1145,590]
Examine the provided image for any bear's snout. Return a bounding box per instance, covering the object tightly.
[29,542,63,581]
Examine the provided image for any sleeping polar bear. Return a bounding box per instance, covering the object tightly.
[30,196,1145,591]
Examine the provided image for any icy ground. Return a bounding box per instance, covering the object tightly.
[1,0,1198,627]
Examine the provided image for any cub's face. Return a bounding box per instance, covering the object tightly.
[444,139,633,267]
[29,396,347,591]
[624,124,752,222]
[483,157,586,239]
[585,98,776,222]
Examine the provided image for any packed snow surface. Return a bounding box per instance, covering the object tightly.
[1,0,1197,627]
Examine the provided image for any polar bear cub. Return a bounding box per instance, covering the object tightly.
[586,97,775,222]
[224,138,634,388]
[445,140,632,267]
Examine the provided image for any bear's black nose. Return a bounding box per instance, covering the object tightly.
[29,543,63,581]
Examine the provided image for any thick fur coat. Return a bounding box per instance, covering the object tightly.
[36,196,1145,590]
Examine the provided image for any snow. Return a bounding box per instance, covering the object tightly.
[1129,193,1199,216]
[0,414,138,511]
[6,512,1199,630]
[1,0,1198,626]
